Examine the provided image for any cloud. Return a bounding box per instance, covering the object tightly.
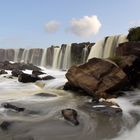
[44,20,60,33]
[68,15,101,37]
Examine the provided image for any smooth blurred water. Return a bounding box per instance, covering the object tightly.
[0,69,140,140]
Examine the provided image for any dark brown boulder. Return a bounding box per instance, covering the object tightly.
[12,69,23,77]
[18,73,41,83]
[116,55,140,87]
[116,42,140,57]
[62,109,79,126]
[65,58,129,98]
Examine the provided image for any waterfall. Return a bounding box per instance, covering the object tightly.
[0,35,128,69]
[62,45,71,70]
[24,49,30,63]
[41,48,48,66]
[87,34,128,60]
[82,47,88,63]
[52,47,61,69]
[88,39,105,60]
[14,49,19,62]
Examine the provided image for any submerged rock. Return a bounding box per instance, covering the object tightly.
[35,93,57,97]
[18,73,41,83]
[65,58,129,98]
[0,121,12,130]
[62,109,79,126]
[2,103,25,112]
[83,99,122,116]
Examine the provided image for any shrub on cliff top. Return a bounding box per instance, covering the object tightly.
[127,27,140,41]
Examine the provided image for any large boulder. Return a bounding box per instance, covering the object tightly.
[64,58,129,98]
[116,42,140,57]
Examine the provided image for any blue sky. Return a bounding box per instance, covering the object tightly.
[0,0,139,48]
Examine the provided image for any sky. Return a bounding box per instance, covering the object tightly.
[0,0,140,48]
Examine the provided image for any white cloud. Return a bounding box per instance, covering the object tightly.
[68,15,101,37]
[44,20,60,33]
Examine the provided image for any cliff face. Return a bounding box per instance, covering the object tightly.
[0,49,15,61]
[0,42,93,68]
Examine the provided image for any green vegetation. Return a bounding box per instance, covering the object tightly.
[127,26,140,41]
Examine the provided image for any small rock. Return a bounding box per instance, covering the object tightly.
[2,103,25,112]
[62,109,79,126]
[0,121,12,130]
[35,93,57,97]
[41,75,55,80]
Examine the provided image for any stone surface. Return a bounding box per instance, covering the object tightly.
[65,58,128,98]
[12,69,23,77]
[18,73,41,83]
[62,109,79,126]
[116,42,140,57]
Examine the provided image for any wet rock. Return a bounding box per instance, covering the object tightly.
[0,69,8,75]
[116,42,140,57]
[18,73,41,83]
[65,58,129,98]
[11,69,23,77]
[35,93,57,97]
[2,103,25,112]
[41,75,55,80]
[0,121,12,130]
[0,61,41,71]
[62,109,79,126]
[84,99,122,116]
[32,70,45,76]
[71,42,94,65]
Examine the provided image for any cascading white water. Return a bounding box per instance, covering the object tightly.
[14,48,20,62]
[41,48,48,66]
[52,48,61,69]
[82,47,88,63]
[24,49,30,63]
[103,35,119,58]
[21,49,26,63]
[62,45,71,70]
[87,35,128,60]
[87,39,105,60]
[57,49,63,69]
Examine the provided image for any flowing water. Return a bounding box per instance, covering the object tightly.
[0,69,140,140]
